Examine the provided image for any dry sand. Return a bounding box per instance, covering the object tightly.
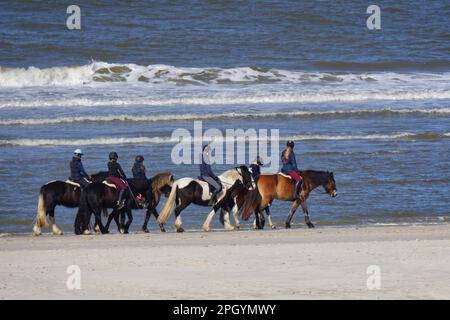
[1,224,450,299]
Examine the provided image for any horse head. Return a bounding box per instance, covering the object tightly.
[323,171,337,197]
[237,165,253,189]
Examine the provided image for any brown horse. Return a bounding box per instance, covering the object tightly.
[241,170,337,229]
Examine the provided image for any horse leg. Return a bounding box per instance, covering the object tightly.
[123,208,133,234]
[152,208,166,232]
[48,208,63,235]
[142,208,151,233]
[265,205,276,229]
[222,209,235,231]
[104,210,117,234]
[285,200,301,229]
[232,202,240,229]
[93,209,107,234]
[202,207,218,232]
[174,202,188,233]
[301,200,314,228]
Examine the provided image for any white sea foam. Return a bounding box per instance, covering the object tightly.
[1,132,447,147]
[1,108,449,126]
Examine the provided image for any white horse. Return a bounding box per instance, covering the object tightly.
[157,166,253,232]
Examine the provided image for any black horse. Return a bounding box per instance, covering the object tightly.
[74,172,173,235]
[33,171,109,236]
[104,172,174,233]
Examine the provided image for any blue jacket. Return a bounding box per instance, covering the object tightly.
[70,157,88,181]
[281,150,298,173]
[249,163,261,180]
[132,161,147,179]
[199,153,216,178]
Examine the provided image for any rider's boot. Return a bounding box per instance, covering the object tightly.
[208,190,219,206]
[294,181,302,199]
[117,189,126,209]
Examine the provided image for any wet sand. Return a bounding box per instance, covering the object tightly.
[1,224,450,299]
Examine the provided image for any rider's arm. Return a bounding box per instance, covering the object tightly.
[79,162,88,177]
[118,163,127,180]
[290,152,299,171]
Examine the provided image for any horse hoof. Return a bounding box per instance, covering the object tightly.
[307,223,315,228]
[33,226,42,236]
[271,225,277,230]
[120,228,125,234]
[176,227,185,233]
[160,228,166,233]
[143,228,150,233]
[235,225,240,230]
[285,223,291,229]
[83,229,91,235]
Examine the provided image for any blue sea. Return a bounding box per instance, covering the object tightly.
[0,0,449,234]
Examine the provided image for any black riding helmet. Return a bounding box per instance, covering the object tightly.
[135,155,144,162]
[286,140,295,148]
[109,151,118,160]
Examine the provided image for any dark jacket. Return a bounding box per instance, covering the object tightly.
[281,150,298,173]
[249,163,261,180]
[70,157,88,181]
[108,160,127,179]
[132,161,147,179]
[199,153,216,178]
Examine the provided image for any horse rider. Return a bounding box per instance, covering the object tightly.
[106,152,128,209]
[281,141,303,199]
[132,155,147,179]
[199,144,222,205]
[249,156,270,214]
[131,155,148,205]
[69,149,90,188]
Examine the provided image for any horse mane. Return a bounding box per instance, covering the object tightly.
[151,171,173,190]
[300,170,330,185]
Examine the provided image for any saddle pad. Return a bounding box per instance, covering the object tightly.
[102,181,117,189]
[277,172,292,179]
[65,180,80,187]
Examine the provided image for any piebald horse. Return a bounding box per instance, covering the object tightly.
[157,166,253,232]
[241,170,337,229]
[33,171,109,236]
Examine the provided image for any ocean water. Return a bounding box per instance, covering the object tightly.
[0,1,449,233]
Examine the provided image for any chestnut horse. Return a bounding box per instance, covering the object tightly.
[241,170,337,229]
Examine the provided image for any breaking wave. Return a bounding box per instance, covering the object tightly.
[2,61,450,88]
[1,108,449,126]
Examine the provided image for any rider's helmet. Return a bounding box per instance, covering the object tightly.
[135,155,144,162]
[286,140,295,148]
[73,149,83,157]
[109,152,118,160]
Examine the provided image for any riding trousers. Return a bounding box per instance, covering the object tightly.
[75,178,89,189]
[201,175,222,192]
[288,170,302,183]
[106,176,127,190]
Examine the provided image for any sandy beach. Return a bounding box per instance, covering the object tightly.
[1,224,449,299]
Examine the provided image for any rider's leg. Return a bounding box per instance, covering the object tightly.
[117,188,127,209]
[203,176,221,205]
[289,171,302,199]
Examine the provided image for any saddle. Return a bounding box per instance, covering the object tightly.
[66,179,81,187]
[197,176,216,194]
[277,172,292,179]
[102,180,117,189]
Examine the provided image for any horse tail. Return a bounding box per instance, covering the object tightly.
[157,180,179,224]
[241,188,261,221]
[36,191,48,229]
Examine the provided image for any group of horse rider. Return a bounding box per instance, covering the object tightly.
[69,140,304,209]
[70,149,147,209]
